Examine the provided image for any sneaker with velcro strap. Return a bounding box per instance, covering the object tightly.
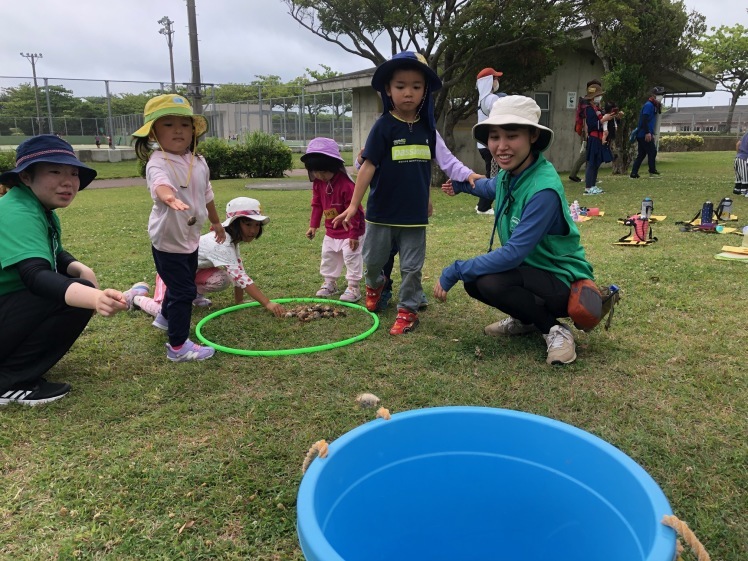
[166,339,215,362]
[0,379,71,406]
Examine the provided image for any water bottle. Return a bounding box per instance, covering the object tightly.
[701,201,714,225]
[570,200,580,221]
[742,225,748,247]
[719,197,733,221]
[641,197,653,220]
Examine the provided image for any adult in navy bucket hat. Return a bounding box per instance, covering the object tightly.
[0,134,97,189]
[0,135,131,407]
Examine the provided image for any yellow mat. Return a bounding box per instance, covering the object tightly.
[691,216,739,225]
[721,245,748,255]
[617,215,666,225]
[577,211,605,223]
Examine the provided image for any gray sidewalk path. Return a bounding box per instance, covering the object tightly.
[88,166,355,191]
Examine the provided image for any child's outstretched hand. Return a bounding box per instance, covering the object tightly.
[266,302,286,317]
[468,172,484,187]
[97,289,128,317]
[306,227,317,240]
[332,207,355,230]
[441,179,456,197]
[213,223,226,244]
[156,185,190,211]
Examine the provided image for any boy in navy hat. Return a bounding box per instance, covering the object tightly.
[0,135,130,406]
[334,51,441,335]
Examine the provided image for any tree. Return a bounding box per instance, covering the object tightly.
[283,0,578,149]
[695,25,748,133]
[581,0,706,171]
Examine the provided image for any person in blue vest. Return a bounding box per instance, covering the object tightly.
[630,86,665,178]
[435,96,595,365]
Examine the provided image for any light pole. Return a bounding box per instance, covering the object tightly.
[158,16,176,92]
[20,52,43,134]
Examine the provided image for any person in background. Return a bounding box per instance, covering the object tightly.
[475,67,506,214]
[569,78,602,183]
[733,130,748,196]
[630,86,665,179]
[582,83,613,195]
[0,135,129,406]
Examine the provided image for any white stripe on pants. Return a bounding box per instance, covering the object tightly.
[735,157,748,185]
[319,235,363,285]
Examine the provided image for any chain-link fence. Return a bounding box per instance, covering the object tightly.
[0,76,352,148]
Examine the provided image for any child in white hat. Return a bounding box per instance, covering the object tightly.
[129,197,286,325]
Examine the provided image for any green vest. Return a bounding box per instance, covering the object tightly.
[494,154,593,287]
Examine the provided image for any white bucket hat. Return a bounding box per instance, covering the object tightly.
[222,197,270,227]
[472,95,554,152]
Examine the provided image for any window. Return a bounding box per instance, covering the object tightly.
[534,92,550,128]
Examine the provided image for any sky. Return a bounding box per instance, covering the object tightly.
[1,0,746,107]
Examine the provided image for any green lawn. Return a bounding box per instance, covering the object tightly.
[1,151,745,560]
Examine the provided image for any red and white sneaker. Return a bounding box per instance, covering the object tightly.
[389,308,419,335]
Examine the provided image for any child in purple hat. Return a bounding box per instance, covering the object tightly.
[0,135,130,406]
[302,138,364,302]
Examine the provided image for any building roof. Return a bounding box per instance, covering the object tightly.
[660,105,748,123]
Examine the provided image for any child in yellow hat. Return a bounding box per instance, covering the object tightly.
[132,94,224,362]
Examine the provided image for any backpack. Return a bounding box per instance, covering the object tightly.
[574,98,589,137]
[568,280,621,331]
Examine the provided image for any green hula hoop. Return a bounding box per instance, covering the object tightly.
[195,298,379,356]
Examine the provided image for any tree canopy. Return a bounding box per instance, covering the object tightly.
[695,24,748,132]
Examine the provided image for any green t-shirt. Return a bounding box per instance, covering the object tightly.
[0,184,64,296]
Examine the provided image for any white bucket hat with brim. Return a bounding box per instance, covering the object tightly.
[472,95,554,153]
[221,197,270,227]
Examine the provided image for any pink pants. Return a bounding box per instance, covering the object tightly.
[320,235,363,285]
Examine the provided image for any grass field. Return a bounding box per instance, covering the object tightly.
[1,151,746,560]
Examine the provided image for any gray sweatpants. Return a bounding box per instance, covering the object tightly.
[362,223,426,313]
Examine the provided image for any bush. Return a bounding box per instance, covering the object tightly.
[0,151,16,174]
[659,134,704,152]
[197,137,231,180]
[242,131,293,178]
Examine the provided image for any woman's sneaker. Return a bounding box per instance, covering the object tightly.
[166,339,215,362]
[484,317,537,337]
[315,281,338,297]
[0,379,71,407]
[584,186,604,195]
[123,282,150,311]
[543,325,577,365]
[152,313,169,331]
[339,286,361,302]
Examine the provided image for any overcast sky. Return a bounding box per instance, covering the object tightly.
[1,0,746,107]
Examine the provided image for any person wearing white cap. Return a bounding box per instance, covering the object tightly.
[128,197,286,326]
[435,96,595,365]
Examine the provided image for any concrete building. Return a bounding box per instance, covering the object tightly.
[659,105,748,134]
[305,29,716,173]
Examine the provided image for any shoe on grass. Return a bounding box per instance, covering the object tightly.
[339,286,361,302]
[315,280,338,297]
[376,288,393,312]
[484,317,537,337]
[166,339,215,362]
[418,292,429,310]
[475,205,495,215]
[192,294,212,307]
[543,324,577,365]
[365,284,385,312]
[584,186,604,195]
[389,308,419,335]
[123,282,150,311]
[629,173,640,179]
[568,175,582,182]
[0,378,70,407]
[152,313,169,331]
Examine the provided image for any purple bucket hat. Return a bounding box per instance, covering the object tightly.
[300,137,344,163]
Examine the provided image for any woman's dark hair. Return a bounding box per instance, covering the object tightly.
[225,218,263,244]
[302,153,343,173]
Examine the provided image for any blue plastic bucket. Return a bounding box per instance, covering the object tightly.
[297,406,676,561]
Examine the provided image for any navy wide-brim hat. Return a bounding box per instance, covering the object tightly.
[0,134,97,189]
[371,51,442,130]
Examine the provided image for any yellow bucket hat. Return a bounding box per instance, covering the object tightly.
[131,94,208,138]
